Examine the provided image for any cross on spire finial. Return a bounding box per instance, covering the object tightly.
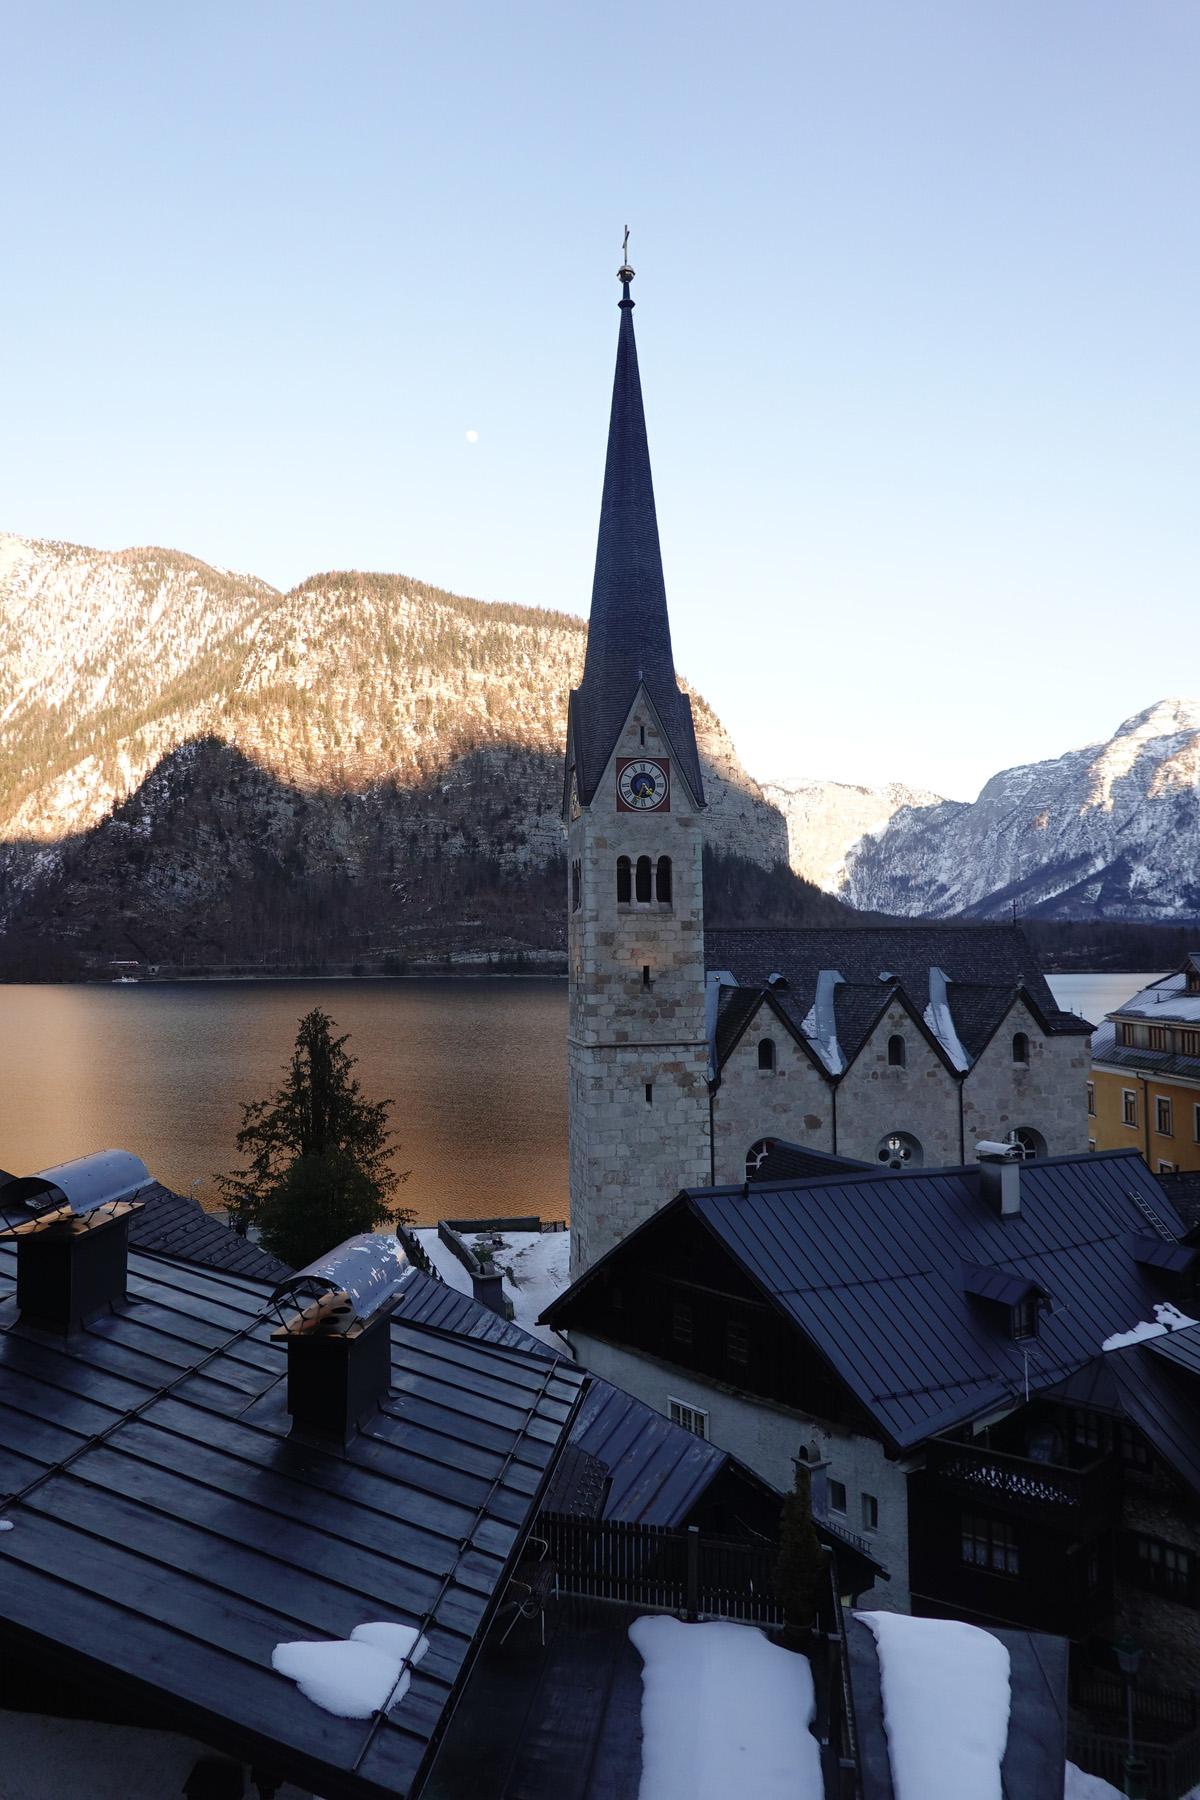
[617,224,635,288]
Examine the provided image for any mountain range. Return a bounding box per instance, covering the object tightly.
[769,698,1200,923]
[0,532,803,973]
[2,529,1196,975]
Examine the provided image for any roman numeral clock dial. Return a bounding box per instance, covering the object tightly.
[616,758,670,812]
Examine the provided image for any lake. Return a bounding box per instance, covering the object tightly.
[0,979,568,1226]
[0,970,1159,1222]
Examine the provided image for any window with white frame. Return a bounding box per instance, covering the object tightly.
[668,1398,708,1440]
[1123,1090,1138,1127]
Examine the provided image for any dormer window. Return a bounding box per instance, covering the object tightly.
[1187,963,1200,994]
[1012,1295,1039,1341]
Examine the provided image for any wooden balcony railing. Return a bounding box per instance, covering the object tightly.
[924,1437,1118,1530]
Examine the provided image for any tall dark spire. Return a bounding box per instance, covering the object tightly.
[568,257,704,806]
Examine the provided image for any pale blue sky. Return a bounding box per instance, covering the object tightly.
[3,2,1198,798]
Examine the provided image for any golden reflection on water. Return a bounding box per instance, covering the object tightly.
[0,978,568,1225]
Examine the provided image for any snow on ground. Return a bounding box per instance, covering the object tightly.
[1102,1300,1198,1352]
[628,1615,822,1800]
[858,1610,1011,1800]
[1065,1764,1124,1799]
[0,1712,313,1799]
[414,1226,571,1347]
[272,1621,428,1719]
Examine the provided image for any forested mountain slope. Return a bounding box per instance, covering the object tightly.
[0,532,818,971]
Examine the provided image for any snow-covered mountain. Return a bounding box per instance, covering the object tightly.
[785,701,1200,921]
[0,532,791,966]
[762,778,945,895]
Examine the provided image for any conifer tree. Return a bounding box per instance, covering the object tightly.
[774,1461,827,1640]
[218,1008,410,1269]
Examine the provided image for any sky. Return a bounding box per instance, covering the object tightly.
[2,1,1199,801]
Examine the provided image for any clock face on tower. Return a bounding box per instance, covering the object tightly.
[616,758,670,812]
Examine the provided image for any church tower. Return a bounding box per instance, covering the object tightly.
[565,256,711,1276]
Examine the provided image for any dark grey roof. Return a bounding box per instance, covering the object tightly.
[705,927,1091,1074]
[1089,1030,1200,1083]
[566,282,703,808]
[754,1141,871,1183]
[567,1374,732,1526]
[0,1237,584,1800]
[1045,1329,1200,1500]
[127,1181,293,1284]
[398,1270,779,1533]
[545,1149,1192,1453]
[397,1267,559,1362]
[961,1262,1046,1307]
[1158,1170,1200,1231]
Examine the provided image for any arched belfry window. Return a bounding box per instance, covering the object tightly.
[887,1035,906,1067]
[635,856,652,903]
[616,857,631,904]
[656,855,672,904]
[1012,1032,1029,1065]
[758,1038,776,1071]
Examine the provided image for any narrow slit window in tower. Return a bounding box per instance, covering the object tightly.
[888,1034,906,1067]
[758,1038,775,1071]
[635,855,652,902]
[617,856,631,904]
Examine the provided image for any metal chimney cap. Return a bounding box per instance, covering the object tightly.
[976,1140,1023,1161]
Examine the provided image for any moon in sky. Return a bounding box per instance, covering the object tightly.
[465,429,479,443]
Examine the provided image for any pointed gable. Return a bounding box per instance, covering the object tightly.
[567,268,704,806]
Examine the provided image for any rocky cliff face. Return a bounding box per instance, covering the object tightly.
[816,700,1200,921]
[762,778,944,895]
[0,532,789,968]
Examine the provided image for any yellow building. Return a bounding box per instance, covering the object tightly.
[1089,953,1200,1173]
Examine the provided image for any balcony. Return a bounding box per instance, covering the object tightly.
[924,1436,1119,1533]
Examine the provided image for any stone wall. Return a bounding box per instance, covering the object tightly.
[962,996,1091,1156]
[711,999,833,1184]
[835,1003,963,1167]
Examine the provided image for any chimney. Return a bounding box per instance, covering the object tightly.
[976,1141,1023,1218]
[0,1151,151,1333]
[472,1264,507,1316]
[271,1235,415,1445]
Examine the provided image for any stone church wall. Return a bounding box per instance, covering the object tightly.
[962,996,1090,1156]
[834,1003,963,1168]
[711,1005,833,1184]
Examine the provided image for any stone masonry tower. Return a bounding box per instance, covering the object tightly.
[565,256,711,1276]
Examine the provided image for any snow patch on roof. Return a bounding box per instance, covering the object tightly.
[1102,1301,1198,1353]
[801,968,845,1074]
[272,1621,428,1719]
[857,1610,1010,1800]
[924,966,971,1072]
[628,1615,822,1800]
